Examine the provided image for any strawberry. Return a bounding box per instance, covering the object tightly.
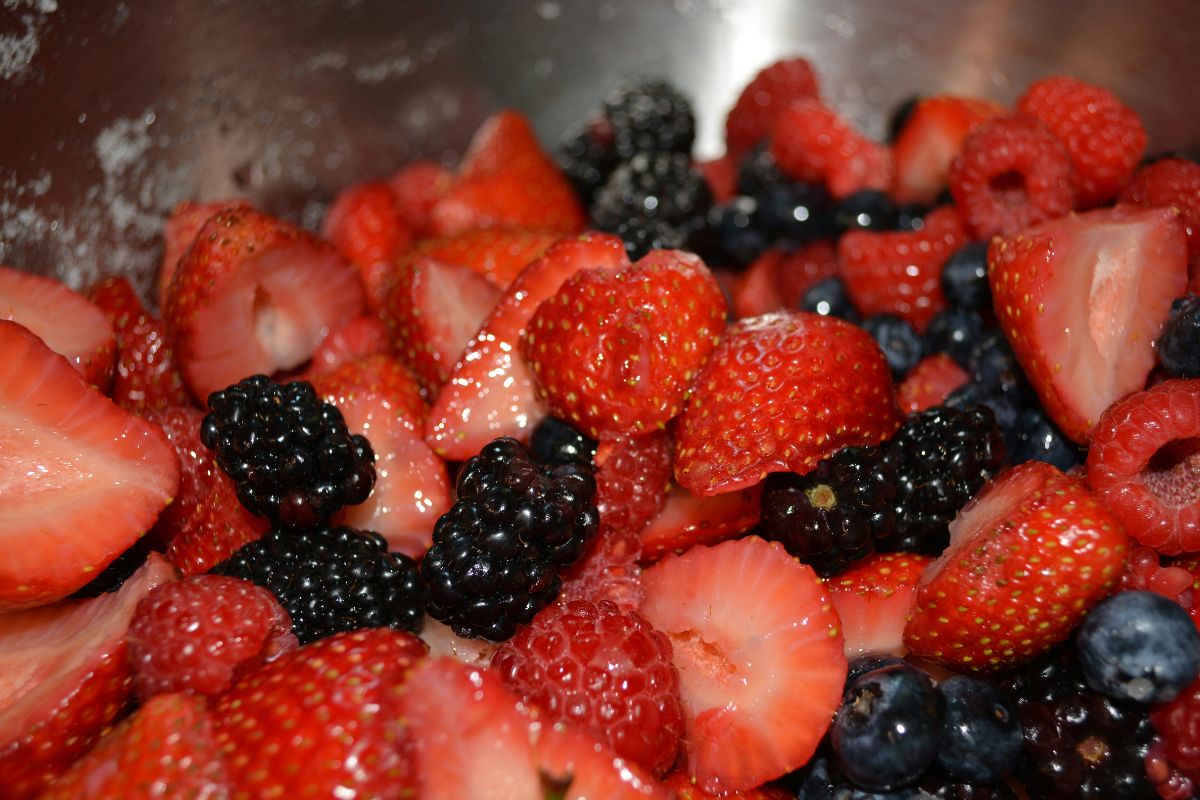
[725,56,821,159]
[947,114,1075,239]
[0,265,115,389]
[36,693,232,800]
[425,232,630,460]
[312,355,451,557]
[696,154,738,204]
[1120,157,1200,291]
[732,242,840,318]
[896,353,969,413]
[418,616,500,668]
[213,628,427,799]
[390,160,453,236]
[988,205,1188,442]
[837,205,967,330]
[0,321,179,610]
[639,535,847,793]
[305,313,392,377]
[157,199,250,311]
[87,275,190,414]
[321,180,414,310]
[891,95,1005,205]
[673,311,900,496]
[398,227,560,288]
[1085,379,1200,555]
[904,461,1130,672]
[524,250,728,439]
[825,551,931,659]
[534,720,672,800]
[147,405,266,573]
[430,110,587,236]
[639,483,764,562]
[163,206,365,402]
[770,98,892,199]
[128,574,296,700]
[661,771,794,800]
[1017,75,1147,208]
[0,554,176,800]
[381,255,503,394]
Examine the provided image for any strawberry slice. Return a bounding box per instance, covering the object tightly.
[382,256,503,394]
[639,536,847,793]
[0,554,176,800]
[399,228,560,288]
[826,551,931,659]
[305,313,393,377]
[163,206,365,402]
[770,99,892,199]
[904,462,1130,672]
[321,180,414,310]
[896,353,969,413]
[988,205,1189,442]
[640,483,763,562]
[535,721,671,800]
[418,616,500,668]
[390,161,453,236]
[662,771,795,800]
[425,233,630,461]
[313,355,451,557]
[891,96,1005,205]
[157,199,250,311]
[725,56,822,159]
[0,265,115,389]
[0,321,179,609]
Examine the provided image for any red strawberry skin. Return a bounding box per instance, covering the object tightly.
[891,95,1005,205]
[988,205,1188,442]
[305,313,393,378]
[390,161,453,236]
[397,228,560,289]
[904,462,1130,672]
[640,483,763,562]
[725,56,821,159]
[826,551,930,659]
[770,98,892,199]
[896,353,969,413]
[732,242,839,319]
[322,181,414,310]
[524,250,728,439]
[1120,158,1200,291]
[673,311,900,497]
[157,199,250,311]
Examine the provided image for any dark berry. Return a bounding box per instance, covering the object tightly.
[201,375,376,528]
[737,145,786,199]
[760,446,897,577]
[557,122,619,205]
[1009,406,1081,471]
[796,755,936,799]
[835,189,900,232]
[966,330,1028,396]
[1076,591,1200,704]
[70,537,153,598]
[419,437,598,641]
[802,277,860,322]
[863,314,925,380]
[918,772,1020,800]
[936,676,1023,785]
[832,663,947,792]
[602,78,695,159]
[923,309,988,369]
[895,203,929,232]
[529,416,597,467]
[888,95,923,143]
[714,195,770,265]
[941,242,992,311]
[847,654,908,691]
[1158,294,1200,378]
[211,524,422,646]
[759,181,836,242]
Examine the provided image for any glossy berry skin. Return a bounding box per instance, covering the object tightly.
[845,655,907,690]
[758,182,836,243]
[1120,158,1200,288]
[1009,406,1081,471]
[770,99,893,200]
[940,241,991,311]
[831,663,947,792]
[935,676,1022,785]
[1158,294,1200,378]
[530,416,598,466]
[922,308,986,369]
[1151,675,1200,787]
[801,276,860,321]
[862,314,924,380]
[1075,590,1200,704]
[603,78,696,160]
[835,189,899,233]
[896,354,969,414]
[590,152,713,259]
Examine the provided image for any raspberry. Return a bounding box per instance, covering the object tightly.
[725,56,821,159]
[769,98,892,200]
[1120,158,1200,291]
[490,599,684,776]
[1018,75,1147,208]
[1121,546,1199,635]
[947,114,1074,239]
[128,575,297,700]
[1151,676,1200,786]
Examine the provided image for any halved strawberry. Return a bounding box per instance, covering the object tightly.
[398,228,560,288]
[425,233,630,460]
[825,551,931,659]
[988,205,1188,442]
[418,616,500,668]
[639,535,847,793]
[904,461,1130,672]
[891,96,1005,205]
[0,265,115,389]
[0,554,176,800]
[0,321,179,609]
[381,255,503,394]
[639,483,763,562]
[535,720,671,799]
[163,206,365,402]
[322,181,414,311]
[312,355,451,557]
[305,313,393,377]
[390,161,453,236]
[662,771,794,800]
[896,353,969,413]
[157,199,250,311]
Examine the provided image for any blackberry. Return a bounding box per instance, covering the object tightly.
[1001,648,1159,800]
[420,437,598,641]
[802,276,861,322]
[602,78,695,159]
[863,314,925,380]
[557,122,619,205]
[760,446,897,577]
[884,405,1005,555]
[1158,294,1200,378]
[530,416,597,467]
[201,375,375,528]
[211,525,422,645]
[737,145,786,198]
[590,151,712,259]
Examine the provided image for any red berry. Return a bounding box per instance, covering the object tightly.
[725,57,821,159]
[661,771,794,799]
[1120,157,1200,292]
[1120,546,1198,632]
[157,199,250,311]
[399,227,559,288]
[732,242,839,319]
[1085,379,1200,555]
[947,114,1074,239]
[491,599,685,776]
[640,483,764,561]
[321,181,414,310]
[770,98,892,199]
[696,154,738,203]
[305,313,393,377]
[896,353,969,413]
[1017,75,1147,208]
[826,551,931,659]
[1152,675,1200,785]
[389,160,453,236]
[891,95,1005,205]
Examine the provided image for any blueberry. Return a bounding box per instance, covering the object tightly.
[529,417,597,466]
[835,190,899,233]
[863,314,924,379]
[940,242,992,311]
[934,676,1022,785]
[923,309,987,369]
[1158,294,1200,378]
[895,203,928,232]
[802,277,860,322]
[760,182,835,242]
[967,330,1028,397]
[713,196,769,265]
[1009,407,1081,471]
[1076,590,1200,704]
[796,755,939,800]
[846,654,908,692]
[832,663,946,792]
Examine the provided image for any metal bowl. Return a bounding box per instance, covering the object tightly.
[2,0,1198,298]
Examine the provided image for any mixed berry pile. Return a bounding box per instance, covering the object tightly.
[2,53,1200,800]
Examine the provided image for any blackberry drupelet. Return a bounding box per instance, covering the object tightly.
[1158,294,1200,379]
[201,375,375,528]
[883,405,1005,555]
[211,524,422,645]
[589,151,713,259]
[530,416,597,467]
[1002,648,1159,800]
[760,445,897,577]
[602,78,696,159]
[557,123,620,206]
[420,437,598,641]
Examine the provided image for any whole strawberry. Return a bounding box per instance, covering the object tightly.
[524,250,728,439]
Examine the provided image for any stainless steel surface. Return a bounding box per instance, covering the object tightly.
[2,0,1198,300]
